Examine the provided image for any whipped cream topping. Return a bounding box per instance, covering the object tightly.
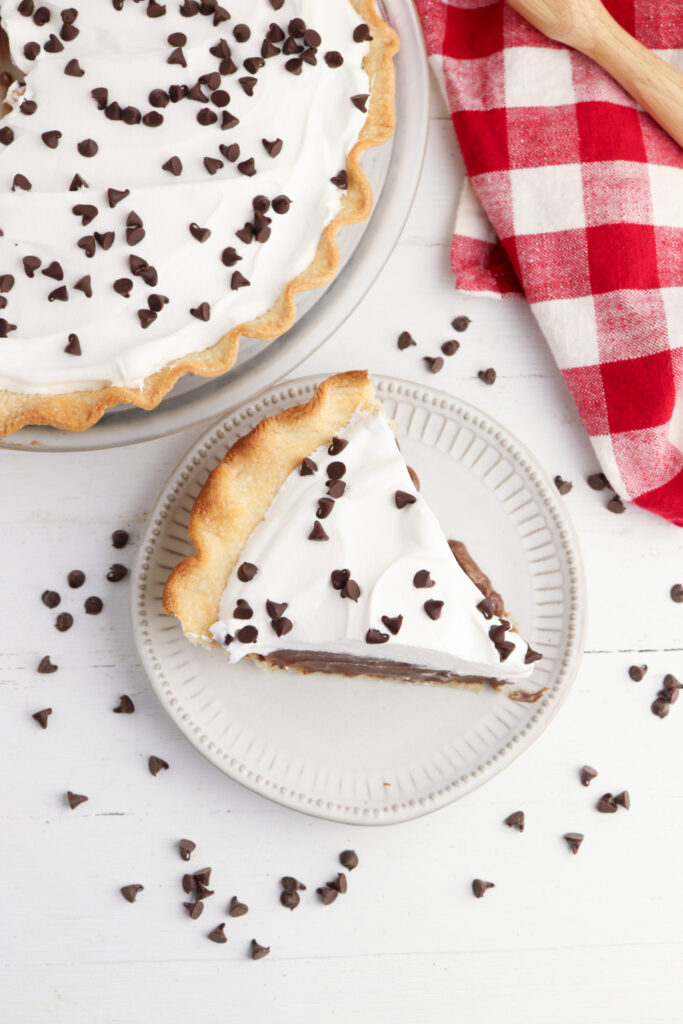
[0,0,370,394]
[210,411,540,686]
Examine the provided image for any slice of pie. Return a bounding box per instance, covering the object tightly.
[0,1,397,434]
[164,371,544,698]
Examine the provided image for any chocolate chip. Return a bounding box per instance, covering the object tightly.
[478,368,496,385]
[236,625,258,643]
[250,940,270,960]
[476,597,493,619]
[0,126,14,146]
[55,612,73,632]
[663,673,682,692]
[615,790,630,810]
[228,896,248,917]
[113,278,133,298]
[184,900,204,919]
[413,570,435,589]
[194,870,212,889]
[281,876,306,892]
[237,157,256,177]
[397,330,416,350]
[77,139,98,158]
[120,884,143,903]
[271,617,292,637]
[65,57,84,76]
[23,256,41,278]
[587,472,610,491]
[41,129,62,148]
[628,664,647,681]
[107,564,128,582]
[366,628,389,645]
[67,791,88,809]
[607,496,625,514]
[74,276,92,297]
[670,584,683,603]
[182,874,194,894]
[208,923,227,943]
[178,839,195,862]
[82,596,102,616]
[441,340,460,356]
[327,437,348,456]
[32,708,52,729]
[339,850,358,871]
[597,793,617,813]
[316,497,335,519]
[580,765,598,787]
[554,476,572,495]
[233,599,253,619]
[148,755,169,777]
[330,570,350,591]
[138,308,156,329]
[351,94,369,112]
[341,580,361,602]
[37,655,58,674]
[472,879,494,898]
[48,285,69,302]
[162,156,183,176]
[20,100,38,115]
[317,886,337,905]
[353,23,372,42]
[564,832,583,854]
[652,698,670,718]
[381,614,403,635]
[327,480,346,498]
[327,461,346,480]
[308,522,329,541]
[12,174,31,191]
[280,890,300,910]
[452,316,471,332]
[221,247,241,267]
[189,222,211,243]
[330,873,347,894]
[68,570,85,589]
[330,169,348,189]
[299,458,318,476]
[424,356,444,374]
[43,261,63,281]
[107,188,130,209]
[113,695,134,714]
[41,590,61,609]
[394,490,416,509]
[231,271,250,290]
[504,811,525,832]
[24,41,40,60]
[424,600,444,620]
[325,51,344,67]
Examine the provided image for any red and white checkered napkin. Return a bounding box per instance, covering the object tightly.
[415,0,683,525]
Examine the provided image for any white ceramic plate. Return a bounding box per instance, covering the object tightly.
[132,375,586,825]
[2,0,429,453]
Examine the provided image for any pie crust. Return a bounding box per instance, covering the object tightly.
[0,2,398,435]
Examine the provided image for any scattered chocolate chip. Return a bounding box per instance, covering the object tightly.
[32,708,52,729]
[208,923,227,943]
[413,570,435,589]
[281,876,306,892]
[366,628,389,645]
[524,645,543,665]
[107,188,130,209]
[339,850,358,871]
[663,673,682,692]
[351,93,369,112]
[472,879,494,898]
[37,655,58,674]
[341,580,361,602]
[441,340,460,356]
[120,884,143,903]
[189,222,211,243]
[114,278,133,298]
[77,138,98,158]
[107,564,128,582]
[587,472,610,491]
[353,23,372,42]
[330,169,348,189]
[395,490,416,509]
[580,765,598,787]
[41,589,61,609]
[328,436,348,456]
[330,873,347,894]
[178,839,195,862]
[325,51,344,68]
[237,562,258,582]
[67,791,88,809]
[554,476,572,495]
[231,271,250,290]
[228,896,248,917]
[55,612,73,632]
[316,497,335,519]
[184,900,204,919]
[452,315,471,332]
[233,599,253,619]
[607,496,625,514]
[424,356,444,374]
[652,698,670,719]
[148,755,169,777]
[504,811,525,832]
[271,617,293,637]
[68,569,85,589]
[308,522,329,541]
[317,886,337,905]
[615,790,630,810]
[65,57,84,77]
[280,890,300,910]
[381,614,403,635]
[272,195,291,214]
[327,480,346,498]
[113,695,134,714]
[670,584,683,603]
[597,793,618,813]
[162,156,183,176]
[23,255,41,278]
[250,939,270,960]
[476,597,493,619]
[564,832,583,854]
[182,873,194,894]
[236,625,258,643]
[628,664,647,681]
[424,600,444,621]
[41,129,62,149]
[397,330,416,350]
[478,368,496,385]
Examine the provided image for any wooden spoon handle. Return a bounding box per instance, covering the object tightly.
[508,0,683,149]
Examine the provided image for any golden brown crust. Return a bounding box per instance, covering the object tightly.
[0,0,399,436]
[163,370,381,642]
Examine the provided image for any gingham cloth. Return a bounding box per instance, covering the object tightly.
[415,0,683,525]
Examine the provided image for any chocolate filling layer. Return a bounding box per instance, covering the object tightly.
[260,650,487,685]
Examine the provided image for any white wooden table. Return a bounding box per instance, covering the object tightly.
[2,83,682,1024]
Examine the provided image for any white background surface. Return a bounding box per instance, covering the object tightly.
[2,81,682,1024]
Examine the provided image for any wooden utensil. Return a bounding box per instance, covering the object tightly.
[507,0,683,148]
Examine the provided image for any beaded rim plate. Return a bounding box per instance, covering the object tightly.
[131,375,586,825]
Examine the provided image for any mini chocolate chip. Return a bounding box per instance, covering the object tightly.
[663,673,682,691]
[55,612,73,632]
[272,195,291,214]
[113,695,134,714]
[231,271,250,290]
[194,867,212,887]
[65,58,84,76]
[228,896,248,917]
[250,940,270,960]
[397,330,416,350]
[597,793,617,813]
[330,873,347,894]
[107,564,128,582]
[472,879,494,898]
[300,457,317,476]
[564,832,583,854]
[441,340,460,356]
[652,698,670,719]
[325,50,344,67]
[504,811,525,832]
[32,708,52,729]
[41,129,62,148]
[237,158,256,177]
[121,884,143,903]
[330,169,348,189]
[23,255,41,278]
[554,476,572,495]
[68,569,85,589]
[281,876,306,892]
[280,890,300,910]
[221,247,241,266]
[162,156,183,176]
[184,900,204,920]
[366,628,389,645]
[189,222,211,243]
[208,923,227,943]
[178,839,196,861]
[271,617,293,637]
[78,138,98,157]
[308,522,329,541]
[381,614,403,635]
[615,790,630,810]
[353,23,372,42]
[607,496,625,514]
[628,664,647,681]
[67,791,88,809]
[452,316,471,332]
[587,472,610,491]
[316,497,335,519]
[424,600,444,620]
[330,570,350,591]
[328,436,348,456]
[317,886,337,905]
[394,490,416,509]
[413,570,435,589]
[262,137,283,157]
[580,765,598,787]
[327,480,346,498]
[236,625,258,643]
[524,646,543,664]
[74,276,92,297]
[351,94,369,112]
[339,850,359,870]
[670,584,683,603]
[233,599,253,620]
[476,597,493,619]
[148,755,169,777]
[424,356,444,374]
[37,655,58,674]
[341,580,361,602]
[41,589,61,609]
[85,596,103,615]
[478,368,496,385]
[237,562,258,582]
[114,278,133,298]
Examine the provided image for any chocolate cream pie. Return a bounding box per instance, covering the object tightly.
[164,371,545,698]
[0,1,397,434]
